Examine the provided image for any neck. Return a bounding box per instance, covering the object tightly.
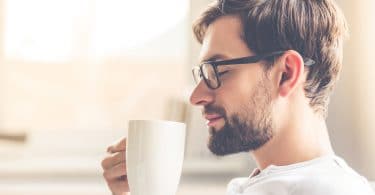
[251,109,334,170]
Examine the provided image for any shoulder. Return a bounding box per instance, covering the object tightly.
[289,176,374,195]
[227,177,248,194]
[288,170,374,195]
[227,156,374,195]
[230,166,373,194]
[288,156,374,195]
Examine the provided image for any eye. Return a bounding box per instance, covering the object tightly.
[218,70,230,77]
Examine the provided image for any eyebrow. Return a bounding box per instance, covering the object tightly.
[201,54,228,63]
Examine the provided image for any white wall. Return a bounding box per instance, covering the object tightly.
[328,0,375,179]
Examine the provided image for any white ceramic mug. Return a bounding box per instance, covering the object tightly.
[126,120,186,195]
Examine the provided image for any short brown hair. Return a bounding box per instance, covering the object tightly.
[193,0,348,117]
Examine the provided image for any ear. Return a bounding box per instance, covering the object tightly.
[277,50,305,97]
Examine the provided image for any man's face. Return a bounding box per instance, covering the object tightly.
[190,15,275,156]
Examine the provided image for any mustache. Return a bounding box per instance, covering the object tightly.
[203,104,227,116]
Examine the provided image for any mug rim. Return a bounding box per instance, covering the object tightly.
[128,119,186,127]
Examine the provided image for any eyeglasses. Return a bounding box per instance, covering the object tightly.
[192,51,315,89]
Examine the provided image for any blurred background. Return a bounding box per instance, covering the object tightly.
[0,0,373,194]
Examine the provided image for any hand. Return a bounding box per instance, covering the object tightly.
[102,137,130,195]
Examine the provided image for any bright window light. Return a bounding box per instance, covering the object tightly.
[4,0,89,62]
[4,0,189,62]
[90,0,189,58]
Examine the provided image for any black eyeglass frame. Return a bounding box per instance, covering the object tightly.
[192,50,315,89]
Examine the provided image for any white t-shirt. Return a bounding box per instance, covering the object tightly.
[227,155,374,195]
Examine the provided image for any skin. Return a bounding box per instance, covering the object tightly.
[101,138,129,195]
[101,14,335,195]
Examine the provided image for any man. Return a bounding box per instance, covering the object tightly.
[101,0,375,194]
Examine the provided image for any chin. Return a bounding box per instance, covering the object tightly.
[208,125,223,135]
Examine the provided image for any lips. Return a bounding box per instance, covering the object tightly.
[204,114,223,126]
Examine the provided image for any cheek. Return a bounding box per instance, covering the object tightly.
[214,73,258,114]
[221,70,259,96]
[220,71,249,90]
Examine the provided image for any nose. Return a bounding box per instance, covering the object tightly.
[189,80,214,106]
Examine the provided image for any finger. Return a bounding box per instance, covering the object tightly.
[107,138,127,153]
[107,179,129,195]
[102,151,126,170]
[119,175,127,181]
[103,162,127,180]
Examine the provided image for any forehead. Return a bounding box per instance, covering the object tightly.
[199,15,254,62]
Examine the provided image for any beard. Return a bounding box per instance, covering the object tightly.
[206,77,274,156]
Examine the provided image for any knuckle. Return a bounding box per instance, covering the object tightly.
[102,171,109,180]
[101,157,110,169]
